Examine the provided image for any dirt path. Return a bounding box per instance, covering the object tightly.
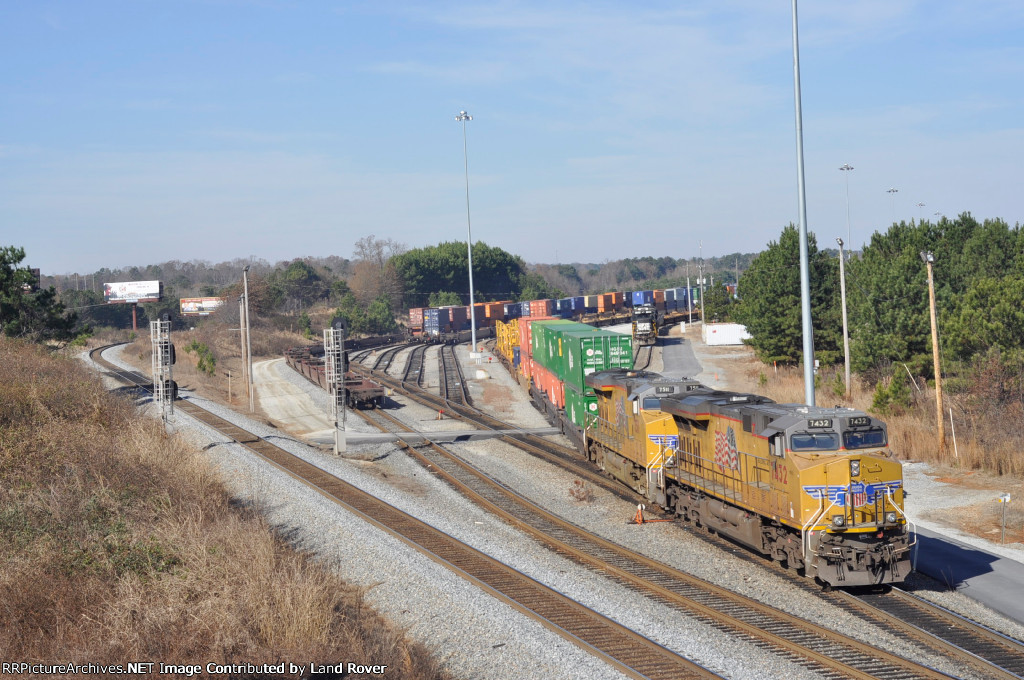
[253,358,334,440]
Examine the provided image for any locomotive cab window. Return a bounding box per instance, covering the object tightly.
[790,432,840,451]
[843,428,887,450]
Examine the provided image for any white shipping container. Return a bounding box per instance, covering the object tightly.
[702,322,751,346]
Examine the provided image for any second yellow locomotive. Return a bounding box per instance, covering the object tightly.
[584,369,912,587]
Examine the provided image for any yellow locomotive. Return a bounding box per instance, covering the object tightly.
[584,369,913,587]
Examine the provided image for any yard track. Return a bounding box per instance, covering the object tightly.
[89,343,717,680]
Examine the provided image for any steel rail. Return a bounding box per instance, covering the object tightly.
[89,343,716,680]
[357,406,955,680]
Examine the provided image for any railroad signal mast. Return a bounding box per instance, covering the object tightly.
[325,321,348,454]
[151,312,176,426]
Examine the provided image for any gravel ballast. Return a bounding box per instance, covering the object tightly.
[89,342,1022,680]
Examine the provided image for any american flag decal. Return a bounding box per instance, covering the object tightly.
[850,482,868,508]
[714,426,739,470]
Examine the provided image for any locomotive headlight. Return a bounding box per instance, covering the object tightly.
[831,514,846,527]
[885,511,898,524]
[850,460,861,477]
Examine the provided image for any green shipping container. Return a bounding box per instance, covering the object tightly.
[532,320,590,374]
[557,329,633,392]
[565,382,599,428]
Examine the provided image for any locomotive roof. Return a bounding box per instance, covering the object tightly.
[585,369,703,398]
[661,394,879,438]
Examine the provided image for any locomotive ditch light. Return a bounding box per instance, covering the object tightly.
[885,511,898,524]
[850,460,861,477]
[831,514,846,528]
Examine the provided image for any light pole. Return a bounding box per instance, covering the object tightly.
[887,187,899,223]
[839,163,854,253]
[455,110,478,357]
[921,251,945,451]
[243,265,254,412]
[836,238,851,397]
[791,0,816,406]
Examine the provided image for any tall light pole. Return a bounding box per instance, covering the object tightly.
[839,163,854,253]
[243,265,254,412]
[791,0,816,406]
[921,251,945,451]
[836,239,851,397]
[887,187,899,223]
[455,110,478,356]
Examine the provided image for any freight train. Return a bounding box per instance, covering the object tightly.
[494,317,912,588]
[407,287,697,348]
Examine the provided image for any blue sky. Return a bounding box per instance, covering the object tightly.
[2,1,1022,275]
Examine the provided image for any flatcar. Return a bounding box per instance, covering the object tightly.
[584,369,912,587]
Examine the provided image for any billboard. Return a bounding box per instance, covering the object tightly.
[180,297,227,316]
[103,280,163,304]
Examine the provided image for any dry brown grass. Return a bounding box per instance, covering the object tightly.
[749,361,1024,541]
[0,337,451,679]
[118,320,308,408]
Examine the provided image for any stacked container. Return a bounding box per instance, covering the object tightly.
[423,308,446,336]
[504,302,522,320]
[408,307,426,334]
[526,320,633,427]
[530,299,555,317]
[631,290,654,306]
[653,289,666,311]
[441,305,468,331]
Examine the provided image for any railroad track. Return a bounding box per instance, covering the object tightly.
[370,343,407,372]
[88,343,716,680]
[438,344,469,405]
[402,344,428,386]
[355,346,1024,679]
[356,406,964,680]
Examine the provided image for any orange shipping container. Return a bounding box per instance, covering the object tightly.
[517,316,557,358]
[531,359,565,409]
[530,299,555,317]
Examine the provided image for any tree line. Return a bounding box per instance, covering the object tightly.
[732,213,1024,404]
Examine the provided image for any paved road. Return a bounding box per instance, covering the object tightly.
[914,526,1024,625]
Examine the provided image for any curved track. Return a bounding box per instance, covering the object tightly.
[89,344,716,680]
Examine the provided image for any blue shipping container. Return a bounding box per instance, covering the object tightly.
[504,302,522,319]
[631,290,654,306]
[569,296,586,312]
[520,301,532,317]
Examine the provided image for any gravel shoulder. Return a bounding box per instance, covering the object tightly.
[89,339,1024,679]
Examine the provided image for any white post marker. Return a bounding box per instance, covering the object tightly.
[999,493,1011,544]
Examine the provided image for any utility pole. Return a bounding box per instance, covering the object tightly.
[921,251,945,450]
[238,296,248,403]
[243,265,254,412]
[836,239,851,397]
[698,242,705,322]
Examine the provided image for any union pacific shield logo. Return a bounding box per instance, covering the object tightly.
[803,481,902,507]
